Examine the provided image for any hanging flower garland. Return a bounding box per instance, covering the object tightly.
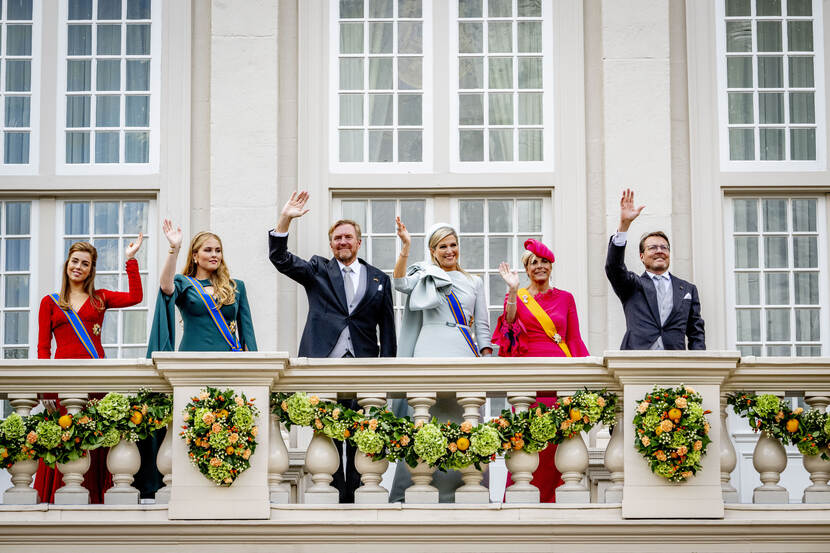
[633,385,712,483]
[180,387,260,486]
[727,392,830,457]
[271,389,617,471]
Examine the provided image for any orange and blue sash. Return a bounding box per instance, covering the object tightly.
[186,277,241,352]
[445,291,479,357]
[48,294,100,359]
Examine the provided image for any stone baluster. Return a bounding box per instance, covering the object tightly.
[303,393,340,504]
[454,392,489,503]
[504,392,539,503]
[104,437,142,504]
[3,395,40,505]
[154,423,174,504]
[752,393,789,504]
[802,395,830,503]
[354,393,389,504]
[268,413,291,504]
[405,392,439,503]
[554,391,590,503]
[719,394,739,503]
[603,401,624,503]
[54,393,91,504]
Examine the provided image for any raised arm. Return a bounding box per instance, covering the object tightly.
[617,188,645,233]
[275,190,310,233]
[105,233,144,308]
[393,216,410,278]
[160,219,183,296]
[497,261,520,323]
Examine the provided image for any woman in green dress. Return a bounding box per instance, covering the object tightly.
[147,220,257,353]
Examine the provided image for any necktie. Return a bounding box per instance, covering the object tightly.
[655,275,672,325]
[343,266,354,310]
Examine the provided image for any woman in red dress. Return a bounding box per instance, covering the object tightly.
[34,237,144,504]
[492,239,589,503]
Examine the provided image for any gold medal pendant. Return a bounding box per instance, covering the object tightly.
[92,323,101,336]
[228,321,237,335]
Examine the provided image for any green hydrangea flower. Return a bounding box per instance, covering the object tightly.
[193,408,212,429]
[798,441,821,456]
[1,413,25,440]
[285,393,315,426]
[671,431,688,448]
[101,428,122,448]
[643,411,661,431]
[529,413,557,443]
[469,425,500,457]
[232,405,254,432]
[413,423,447,465]
[354,429,385,454]
[322,420,348,440]
[686,450,702,464]
[686,402,704,421]
[823,415,830,437]
[208,462,233,484]
[654,463,676,478]
[755,394,780,418]
[98,392,130,422]
[209,430,231,450]
[35,421,62,449]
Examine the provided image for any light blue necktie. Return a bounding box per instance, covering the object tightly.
[655,275,672,325]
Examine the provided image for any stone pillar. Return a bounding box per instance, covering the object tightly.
[154,422,174,504]
[104,439,141,505]
[752,430,789,504]
[2,395,40,505]
[354,393,389,504]
[54,393,91,505]
[405,392,439,504]
[719,395,739,503]
[268,414,291,504]
[454,392,488,504]
[604,402,624,503]
[802,395,830,504]
[303,393,340,504]
[554,434,591,503]
[504,392,540,503]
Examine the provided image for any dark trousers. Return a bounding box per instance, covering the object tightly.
[331,398,360,503]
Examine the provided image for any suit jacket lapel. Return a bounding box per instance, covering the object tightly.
[352,260,379,315]
[668,274,685,320]
[640,272,662,325]
[327,258,349,313]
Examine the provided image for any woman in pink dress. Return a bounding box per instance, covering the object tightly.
[492,239,589,502]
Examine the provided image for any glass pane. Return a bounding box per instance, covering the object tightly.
[126,23,151,54]
[725,0,750,16]
[726,56,752,88]
[735,272,760,304]
[489,273,507,305]
[97,24,121,55]
[796,345,821,356]
[340,58,363,90]
[400,200,424,233]
[764,236,788,268]
[518,92,542,124]
[4,275,28,308]
[398,0,421,18]
[369,57,393,89]
[96,95,120,127]
[765,272,789,304]
[368,130,393,162]
[488,92,513,125]
[736,308,760,341]
[398,130,422,162]
[733,198,757,231]
[795,309,819,341]
[4,348,29,359]
[98,0,122,19]
[5,60,30,92]
[757,56,782,88]
[728,92,753,123]
[518,57,542,89]
[65,202,90,234]
[123,311,147,344]
[489,57,512,88]
[791,199,816,232]
[67,60,92,92]
[340,22,363,54]
[756,0,780,16]
[726,21,751,52]
[760,128,784,160]
[6,24,31,55]
[788,21,813,51]
[371,237,395,270]
[100,305,117,347]
[5,238,29,270]
[340,0,363,18]
[489,237,511,269]
[763,199,787,231]
[793,236,817,268]
[791,128,816,160]
[7,0,32,19]
[398,57,422,90]
[518,129,542,161]
[398,94,421,125]
[369,0,392,18]
[489,129,512,161]
[94,202,119,234]
[489,0,511,16]
[398,21,422,53]
[125,95,149,126]
[517,22,541,53]
[518,0,541,16]
[371,200,395,233]
[788,0,811,16]
[517,200,541,233]
[4,312,27,344]
[66,132,91,163]
[488,22,512,53]
[758,93,783,124]
[69,0,93,19]
[97,59,121,91]
[459,130,483,161]
[459,57,483,89]
[67,96,91,128]
[790,92,815,124]
[460,200,484,233]
[767,345,791,356]
[766,309,790,341]
[408,236,424,263]
[734,236,758,268]
[126,60,150,91]
[3,133,28,164]
[369,22,392,54]
[756,21,782,52]
[794,272,818,304]
[125,131,148,162]
[459,22,483,53]
[459,0,482,18]
[487,200,511,233]
[738,345,762,356]
[5,202,30,234]
[123,201,147,234]
[339,129,363,161]
[789,56,814,87]
[68,24,92,55]
[127,0,151,19]
[340,94,363,126]
[93,238,118,270]
[459,237,484,270]
[729,128,754,160]
[95,131,119,163]
[341,200,367,229]
[369,94,393,126]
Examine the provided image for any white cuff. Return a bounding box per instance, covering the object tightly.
[611,231,627,246]
[270,230,289,238]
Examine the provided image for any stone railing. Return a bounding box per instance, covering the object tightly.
[1,352,829,517]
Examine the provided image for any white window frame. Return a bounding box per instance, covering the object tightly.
[56,198,156,358]
[449,0,555,173]
[0,199,38,359]
[715,0,827,171]
[329,0,434,173]
[0,0,41,175]
[56,0,161,174]
[724,195,829,356]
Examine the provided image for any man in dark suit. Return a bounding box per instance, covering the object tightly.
[269,190,396,502]
[605,188,705,350]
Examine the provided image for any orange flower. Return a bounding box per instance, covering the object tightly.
[242,449,251,459]
[448,442,458,453]
[211,423,223,434]
[655,450,667,461]
[399,435,410,446]
[309,395,320,406]
[228,433,239,444]
[460,421,473,433]
[226,446,235,455]
[693,440,703,451]
[368,419,378,431]
[209,457,222,467]
[659,420,674,433]
[251,426,258,437]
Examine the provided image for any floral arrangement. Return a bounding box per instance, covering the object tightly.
[633,385,712,483]
[727,392,830,457]
[271,389,617,471]
[180,387,260,486]
[0,390,172,468]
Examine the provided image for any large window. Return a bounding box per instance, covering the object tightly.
[332,0,430,169]
[60,0,159,171]
[717,0,826,168]
[0,0,37,169]
[61,199,152,358]
[728,197,827,356]
[1,200,34,359]
[452,0,553,170]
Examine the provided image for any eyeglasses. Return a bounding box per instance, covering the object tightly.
[645,244,670,253]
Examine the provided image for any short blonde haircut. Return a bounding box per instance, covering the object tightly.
[328,219,362,241]
[521,250,552,268]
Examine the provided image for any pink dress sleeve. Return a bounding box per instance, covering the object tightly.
[564,292,589,357]
[491,294,529,357]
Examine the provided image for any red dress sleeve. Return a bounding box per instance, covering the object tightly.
[491,294,529,357]
[38,295,54,359]
[101,258,143,308]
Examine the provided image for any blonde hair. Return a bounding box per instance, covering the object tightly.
[181,232,237,306]
[60,242,104,311]
[521,250,552,268]
[428,226,470,278]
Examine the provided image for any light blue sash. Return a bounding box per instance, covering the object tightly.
[186,277,241,352]
[445,291,479,357]
[48,294,100,359]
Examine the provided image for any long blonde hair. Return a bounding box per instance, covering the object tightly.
[60,242,104,311]
[181,232,237,306]
[428,226,470,278]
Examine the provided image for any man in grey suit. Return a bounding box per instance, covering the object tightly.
[605,189,705,350]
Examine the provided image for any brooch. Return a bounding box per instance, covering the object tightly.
[92,323,101,336]
[228,321,238,334]
[521,294,529,304]
[553,333,562,343]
